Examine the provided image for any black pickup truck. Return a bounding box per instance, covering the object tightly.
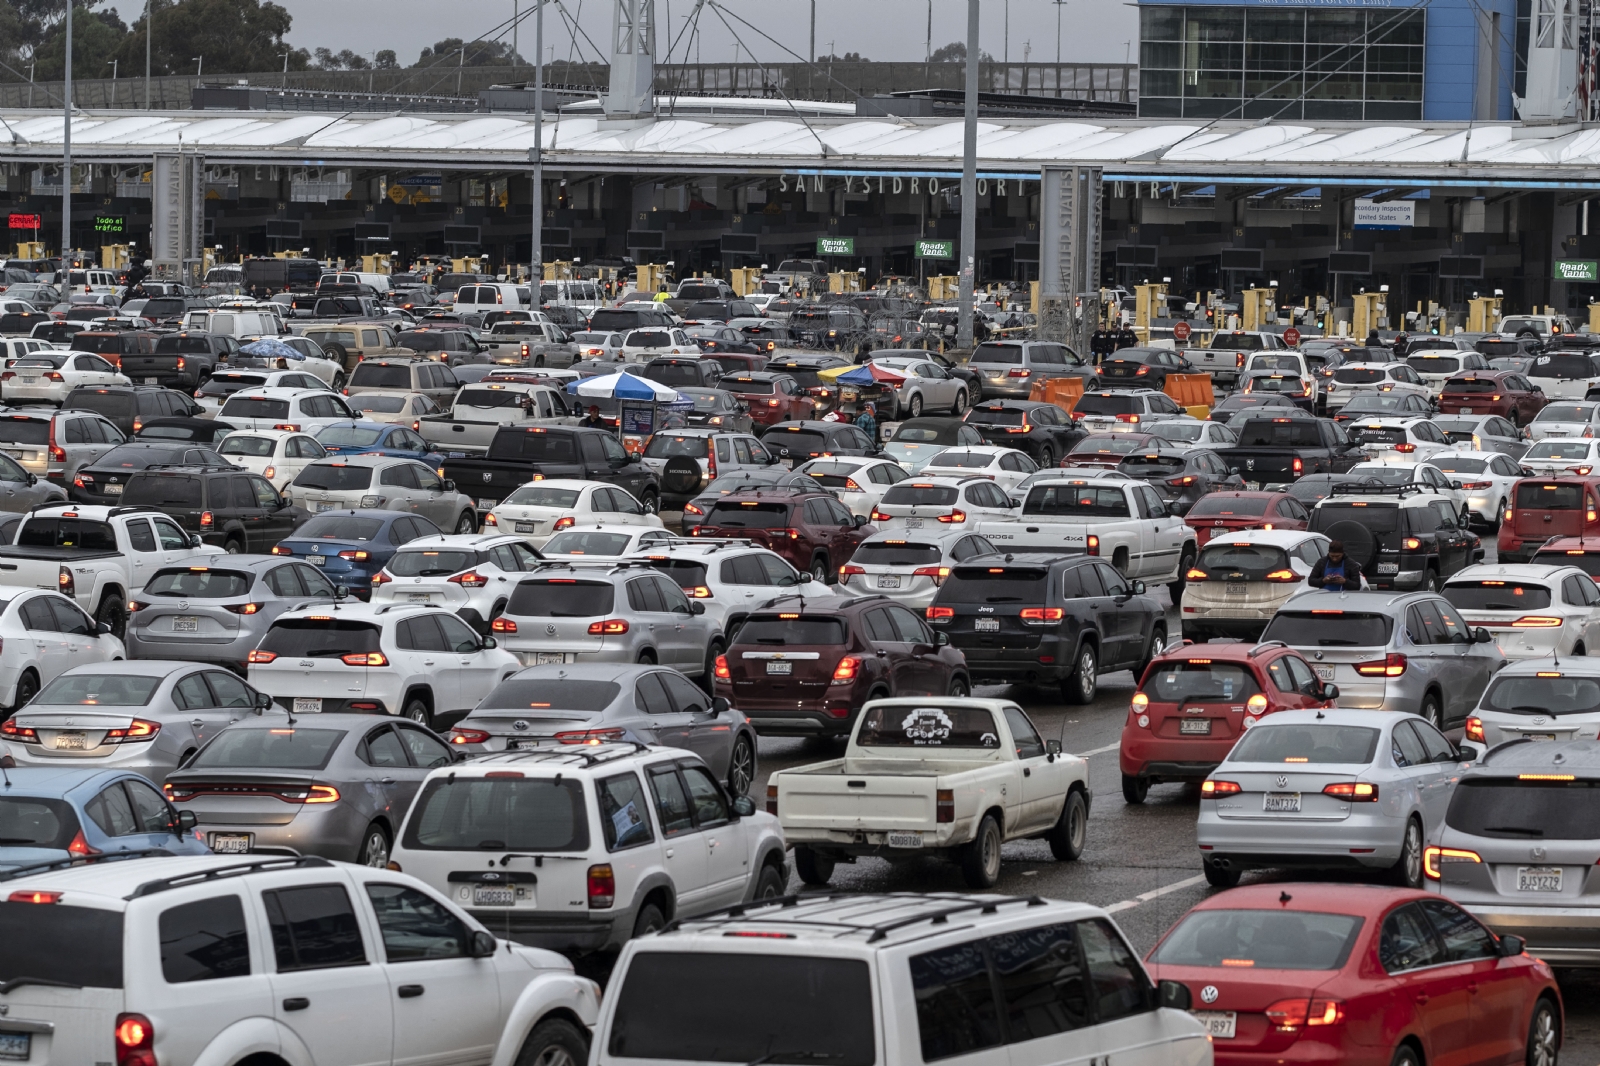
[441,426,662,511]
[1214,414,1362,488]
[121,332,238,389]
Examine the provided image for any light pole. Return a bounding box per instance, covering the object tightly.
[143,0,151,108]
[62,0,72,263]
[279,50,290,88]
[109,58,117,106]
[530,0,544,284]
[193,56,202,77]
[957,0,977,349]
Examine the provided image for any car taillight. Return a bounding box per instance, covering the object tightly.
[684,502,703,516]
[1264,998,1344,1030]
[831,656,861,684]
[200,510,214,529]
[927,605,954,620]
[555,728,627,745]
[44,371,63,382]
[1167,475,1197,486]
[870,508,890,521]
[1200,780,1242,797]
[588,863,616,907]
[1086,534,1099,556]
[1424,845,1482,880]
[1322,782,1379,801]
[838,564,865,585]
[371,571,393,587]
[843,477,862,491]
[337,550,370,560]
[115,1013,156,1066]
[937,788,955,822]
[449,727,491,745]
[1113,413,1142,424]
[1184,567,1208,582]
[0,718,38,743]
[103,720,160,744]
[714,654,730,679]
[1134,364,1150,376]
[1236,353,1246,367]
[1460,480,1492,489]
[58,565,74,598]
[1292,456,1303,475]
[1356,653,1407,677]
[1020,607,1065,623]
[491,617,517,633]
[1130,691,1150,727]
[247,649,277,663]
[1403,537,1421,550]
[936,509,967,524]
[781,528,801,540]
[223,602,262,615]
[1465,716,1486,743]
[449,571,488,587]
[913,565,950,585]
[1511,615,1563,627]
[1007,368,1032,377]
[587,618,629,634]
[1264,568,1298,582]
[341,652,389,666]
[766,784,778,816]
[1394,442,1416,452]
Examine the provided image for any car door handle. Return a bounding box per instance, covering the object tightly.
[1466,983,1479,994]
[1414,993,1429,1005]
[1023,767,1032,777]
[380,777,395,785]
[398,984,425,998]
[283,997,310,1011]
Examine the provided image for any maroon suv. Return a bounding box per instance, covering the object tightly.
[690,488,874,582]
[715,597,970,736]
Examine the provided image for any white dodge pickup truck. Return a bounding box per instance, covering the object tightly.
[768,696,1090,888]
[418,381,580,456]
[975,475,1197,588]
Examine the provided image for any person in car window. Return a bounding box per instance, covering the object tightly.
[1308,540,1365,591]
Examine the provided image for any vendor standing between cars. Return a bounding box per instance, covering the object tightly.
[1308,540,1365,591]
[855,402,879,447]
[580,405,606,429]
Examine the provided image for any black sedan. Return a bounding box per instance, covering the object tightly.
[963,399,1086,468]
[70,440,234,504]
[681,387,755,434]
[1207,393,1300,422]
[1116,447,1244,514]
[686,326,763,355]
[1099,347,1195,389]
[133,416,241,444]
[679,468,822,534]
[1331,391,1434,423]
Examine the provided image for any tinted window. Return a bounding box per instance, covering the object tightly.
[1142,661,1262,703]
[857,705,1001,748]
[145,568,253,598]
[1260,611,1394,647]
[912,940,1002,1059]
[0,795,77,849]
[0,903,123,988]
[160,896,251,983]
[404,777,590,851]
[262,884,367,971]
[1379,903,1443,973]
[17,517,117,550]
[1446,777,1600,839]
[293,465,375,491]
[507,580,615,617]
[1151,908,1363,971]
[190,728,344,769]
[1442,580,1554,611]
[941,567,1048,603]
[36,674,161,706]
[734,617,846,645]
[257,620,381,658]
[365,883,469,962]
[1228,724,1382,764]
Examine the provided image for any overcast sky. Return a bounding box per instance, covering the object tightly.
[270,0,1138,70]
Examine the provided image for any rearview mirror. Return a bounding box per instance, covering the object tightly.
[1131,580,1147,596]
[1046,739,1062,755]
[799,572,813,584]
[97,620,113,635]
[934,631,949,647]
[481,635,498,649]
[709,696,730,716]
[24,473,35,486]
[688,600,705,615]
[442,479,456,492]
[189,534,204,548]
[1320,683,1340,701]
[852,514,867,527]
[254,690,273,711]
[731,794,757,818]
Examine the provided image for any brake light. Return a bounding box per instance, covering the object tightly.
[1465,717,1486,743]
[0,718,37,743]
[1086,534,1100,555]
[555,728,627,745]
[115,1013,156,1066]
[67,828,99,855]
[449,571,488,587]
[223,602,262,615]
[1264,998,1344,1030]
[766,784,779,816]
[1264,569,1298,582]
[1131,692,1149,725]
[837,564,865,586]
[588,864,616,907]
[870,508,890,522]
[587,618,629,634]
[936,509,967,524]
[1200,780,1242,797]
[1424,845,1482,880]
[270,545,292,555]
[1322,782,1379,801]
[247,649,277,663]
[1007,368,1032,377]
[200,510,214,529]
[1020,607,1065,623]
[1135,364,1150,376]
[831,656,862,684]
[272,424,301,432]
[1113,413,1142,424]
[47,419,64,463]
[1292,456,1303,475]
[781,528,801,540]
[371,571,393,587]
[714,655,730,680]
[937,789,955,822]
[1236,353,1246,367]
[913,565,950,585]
[44,371,63,382]
[449,727,491,745]
[58,565,74,598]
[1403,537,1422,550]
[1168,475,1197,486]
[491,617,517,633]
[1512,615,1563,627]
[927,605,954,620]
[340,652,389,666]
[1355,652,1407,677]
[337,550,369,560]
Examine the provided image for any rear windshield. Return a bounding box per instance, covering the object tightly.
[1334,368,1386,384]
[1442,580,1554,611]
[220,397,291,420]
[607,953,875,1065]
[389,550,477,576]
[1480,672,1600,716]
[1446,778,1600,840]
[1196,543,1292,579]
[1190,496,1269,517]
[293,464,374,491]
[1229,723,1382,763]
[504,485,581,508]
[1409,355,1463,373]
[318,427,384,448]
[397,334,457,354]
[643,559,710,589]
[644,435,710,459]
[351,365,412,389]
[16,517,117,550]
[35,674,161,706]
[1346,426,1407,446]
[970,344,1024,365]
[941,567,1048,602]
[353,395,408,414]
[853,541,942,565]
[1235,420,1321,447]
[1526,442,1594,460]
[1311,503,1401,534]
[704,502,791,528]
[857,704,1002,748]
[1532,548,1600,575]
[966,406,1025,425]
[1142,661,1262,703]
[924,451,992,469]
[0,418,49,445]
[645,365,704,387]
[145,568,252,598]
[1430,457,1488,474]
[1023,484,1131,518]
[0,903,123,989]
[1150,910,1363,971]
[1074,394,1138,415]
[736,617,846,644]
[1536,404,1596,423]
[1120,454,1185,477]
[1515,483,1586,510]
[258,619,383,658]
[456,388,528,410]
[882,484,959,506]
[154,336,215,354]
[492,431,578,463]
[66,391,133,418]
[1247,375,1306,393]
[403,777,590,851]
[1531,354,1598,380]
[219,436,276,458]
[1443,377,1497,393]
[190,727,345,769]
[0,795,79,850]
[766,430,828,453]
[1208,334,1265,351]
[508,580,615,617]
[122,475,203,508]
[542,531,633,556]
[477,679,621,712]
[294,516,383,541]
[1070,436,1148,456]
[723,378,773,394]
[1260,611,1395,647]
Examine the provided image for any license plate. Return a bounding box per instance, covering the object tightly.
[515,521,537,533]
[879,575,902,589]
[766,661,793,675]
[1523,733,1557,741]
[210,832,252,854]
[0,1031,32,1061]
[1192,1012,1236,1040]
[1212,525,1227,533]
[53,732,87,750]
[1377,562,1399,574]
[1180,719,1212,735]
[1264,792,1302,812]
[472,886,517,906]
[1245,481,1260,491]
[406,593,431,602]
[293,698,322,713]
[1461,408,1473,415]
[974,618,1000,632]
[316,501,335,512]
[478,497,499,509]
[19,377,37,385]
[306,554,325,565]
[1518,866,1563,892]
[887,831,923,849]
[173,616,199,632]
[536,652,566,665]
[143,377,158,384]
[104,483,123,495]
[1226,581,1247,596]
[1314,665,1335,681]
[904,517,922,528]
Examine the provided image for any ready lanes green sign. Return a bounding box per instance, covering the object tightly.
[916,240,954,259]
[817,237,855,255]
[1557,259,1598,281]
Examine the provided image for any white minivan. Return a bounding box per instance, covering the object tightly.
[179,308,283,338]
[455,283,528,313]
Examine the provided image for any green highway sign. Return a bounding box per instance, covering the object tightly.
[1557,259,1599,281]
[817,237,855,256]
[916,239,955,259]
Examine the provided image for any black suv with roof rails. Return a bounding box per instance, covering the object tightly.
[641,356,724,389]
[759,420,881,465]
[118,465,309,553]
[62,384,205,436]
[963,399,1087,467]
[927,552,1166,704]
[1309,483,1483,591]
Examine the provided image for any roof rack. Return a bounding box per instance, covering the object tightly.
[665,891,1051,942]
[1326,483,1430,499]
[126,855,334,899]
[0,847,182,885]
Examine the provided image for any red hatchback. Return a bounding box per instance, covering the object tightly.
[1120,641,1334,803]
[1437,369,1548,424]
[1145,883,1560,1066]
[1497,476,1600,562]
[719,372,813,427]
[1185,490,1311,547]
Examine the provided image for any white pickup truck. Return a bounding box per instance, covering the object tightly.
[769,697,1090,888]
[1179,329,1288,387]
[418,382,580,456]
[0,504,221,635]
[975,475,1196,588]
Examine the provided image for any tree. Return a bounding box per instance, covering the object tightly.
[112,0,307,76]
[374,48,396,69]
[29,5,128,81]
[413,37,524,67]
[314,47,369,69]
[928,40,993,63]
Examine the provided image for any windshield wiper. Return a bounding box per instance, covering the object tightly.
[1510,705,1556,715]
[1484,826,1545,836]
[1316,639,1362,647]
[747,1053,843,1066]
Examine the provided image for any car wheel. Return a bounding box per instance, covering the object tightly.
[754,863,785,900]
[1421,567,1440,592]
[8,670,38,715]
[1495,497,1507,529]
[1391,817,1424,888]
[951,389,967,416]
[640,491,659,515]
[357,823,391,868]
[1063,642,1098,705]
[699,640,725,693]
[1526,998,1560,1066]
[907,393,923,419]
[1420,691,1443,730]
[513,1017,590,1066]
[811,555,831,584]
[959,813,1003,888]
[632,902,665,938]
[1460,503,1473,526]
[947,675,970,698]
[1203,858,1242,888]
[454,511,476,534]
[794,846,834,886]
[534,354,545,368]
[1122,774,1149,805]
[1039,445,1055,469]
[1047,790,1088,861]
[1170,545,1197,596]
[223,537,242,555]
[726,733,756,797]
[95,595,127,640]
[1389,1044,1422,1066]
[402,696,431,727]
[1134,625,1166,680]
[636,649,656,665]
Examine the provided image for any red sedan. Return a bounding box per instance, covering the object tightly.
[1185,490,1311,547]
[1145,883,1560,1066]
[1437,369,1548,425]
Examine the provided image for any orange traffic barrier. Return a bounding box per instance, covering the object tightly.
[1165,373,1214,418]
[1027,376,1086,414]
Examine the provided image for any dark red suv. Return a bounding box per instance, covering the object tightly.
[1437,369,1548,424]
[720,372,813,427]
[714,596,970,736]
[689,488,874,582]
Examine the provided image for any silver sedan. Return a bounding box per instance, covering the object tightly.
[1196,708,1472,889]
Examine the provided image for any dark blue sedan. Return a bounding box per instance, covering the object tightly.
[315,421,445,470]
[0,767,210,873]
[270,509,442,599]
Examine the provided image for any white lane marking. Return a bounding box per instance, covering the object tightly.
[1104,874,1208,914]
[1078,742,1119,757]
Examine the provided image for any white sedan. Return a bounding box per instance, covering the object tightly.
[1442,562,1600,659]
[917,445,1040,494]
[485,479,663,547]
[571,331,626,360]
[1526,400,1600,441]
[794,456,912,518]
[215,429,330,490]
[1429,449,1526,529]
[539,523,683,559]
[216,387,358,433]
[869,355,969,417]
[0,586,124,711]
[1519,437,1600,476]
[1324,361,1432,411]
[1,350,127,403]
[1144,417,1238,452]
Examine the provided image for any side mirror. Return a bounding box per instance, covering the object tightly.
[934,631,949,647]
[731,794,757,817]
[1158,979,1193,1011]
[1321,683,1341,701]
[689,600,705,615]
[255,690,274,711]
[1131,580,1147,596]
[481,635,498,649]
[709,696,730,716]
[97,620,113,635]
[442,479,456,492]
[1046,739,1062,755]
[1458,739,1486,764]
[335,585,350,601]
[1498,933,1527,958]
[799,572,813,584]
[189,535,204,548]
[176,810,198,832]
[25,473,35,486]
[852,514,867,527]
[1474,626,1494,643]
[470,930,498,958]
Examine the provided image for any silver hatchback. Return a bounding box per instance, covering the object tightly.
[1260,587,1506,731]
[288,455,479,534]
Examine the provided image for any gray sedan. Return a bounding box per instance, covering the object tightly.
[446,663,760,796]
[1196,708,1471,889]
[125,555,340,669]
[164,713,458,866]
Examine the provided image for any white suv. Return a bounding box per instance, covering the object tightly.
[634,539,838,637]
[591,892,1210,1066]
[0,854,599,1066]
[369,532,546,632]
[389,744,787,956]
[247,601,521,726]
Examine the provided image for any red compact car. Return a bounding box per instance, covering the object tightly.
[1145,883,1560,1066]
[1185,490,1311,547]
[1531,535,1600,581]
[1119,640,1333,803]
[1437,369,1548,424]
[1497,476,1600,562]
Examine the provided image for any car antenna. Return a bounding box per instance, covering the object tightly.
[0,753,12,789]
[1279,890,1293,906]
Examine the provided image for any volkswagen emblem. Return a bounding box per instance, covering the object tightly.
[482,472,493,483]
[414,577,423,584]
[512,720,529,731]
[1200,985,1219,1004]
[545,623,556,635]
[1532,716,1548,726]
[1275,775,1289,788]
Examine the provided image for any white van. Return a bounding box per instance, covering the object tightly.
[539,279,604,314]
[454,282,527,313]
[319,271,393,295]
[179,308,283,337]
[67,269,120,295]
